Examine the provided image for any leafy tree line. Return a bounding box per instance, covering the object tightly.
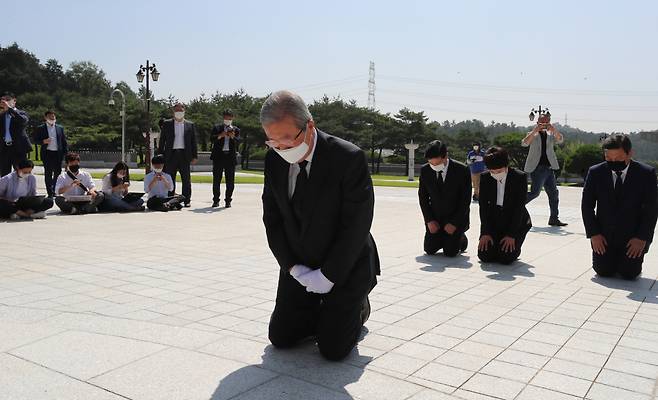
[1,43,656,174]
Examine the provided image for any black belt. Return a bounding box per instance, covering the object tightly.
[173,149,185,152]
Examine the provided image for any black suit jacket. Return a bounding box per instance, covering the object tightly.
[157,119,198,163]
[262,130,380,290]
[581,160,657,246]
[479,168,532,238]
[418,159,471,232]
[34,123,68,160]
[210,124,241,163]
[0,108,31,154]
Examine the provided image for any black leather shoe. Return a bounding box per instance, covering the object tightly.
[360,297,371,325]
[548,218,568,227]
[211,201,219,208]
[460,234,468,252]
[225,200,232,208]
[183,202,191,208]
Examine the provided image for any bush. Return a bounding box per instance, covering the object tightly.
[385,154,406,164]
[249,147,269,160]
[565,144,603,177]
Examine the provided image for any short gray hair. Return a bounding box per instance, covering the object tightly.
[260,90,312,130]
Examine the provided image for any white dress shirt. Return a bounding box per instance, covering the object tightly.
[55,170,96,196]
[611,163,630,187]
[222,125,231,151]
[495,174,507,206]
[173,121,185,149]
[436,159,449,182]
[288,130,318,199]
[46,124,58,151]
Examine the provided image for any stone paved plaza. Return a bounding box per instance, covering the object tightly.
[1,178,658,400]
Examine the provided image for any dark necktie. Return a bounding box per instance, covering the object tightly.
[437,171,444,191]
[614,171,623,202]
[292,160,309,223]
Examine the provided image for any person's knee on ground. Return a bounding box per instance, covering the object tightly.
[592,261,616,277]
[317,337,356,361]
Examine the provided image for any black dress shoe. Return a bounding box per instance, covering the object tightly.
[460,234,469,252]
[360,297,371,325]
[225,200,232,208]
[548,218,568,227]
[211,201,219,208]
[183,202,191,208]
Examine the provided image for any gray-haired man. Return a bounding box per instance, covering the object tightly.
[261,90,380,361]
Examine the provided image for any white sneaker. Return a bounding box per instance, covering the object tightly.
[9,213,20,220]
[32,211,46,219]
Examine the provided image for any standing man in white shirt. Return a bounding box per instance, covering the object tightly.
[34,110,68,197]
[210,109,241,208]
[477,146,532,265]
[157,103,198,207]
[54,152,104,214]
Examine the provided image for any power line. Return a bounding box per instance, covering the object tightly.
[376,88,658,112]
[378,75,658,97]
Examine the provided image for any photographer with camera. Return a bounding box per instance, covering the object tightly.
[210,109,241,208]
[522,115,567,226]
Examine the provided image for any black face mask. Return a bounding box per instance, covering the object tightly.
[68,165,80,173]
[607,160,627,172]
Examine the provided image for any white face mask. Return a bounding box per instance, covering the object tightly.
[174,112,185,120]
[18,171,31,178]
[273,129,310,164]
[223,119,232,126]
[46,119,56,126]
[153,168,163,173]
[117,173,126,179]
[490,170,507,181]
[473,146,479,151]
[429,162,446,172]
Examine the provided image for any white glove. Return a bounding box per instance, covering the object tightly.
[290,264,312,286]
[297,269,334,294]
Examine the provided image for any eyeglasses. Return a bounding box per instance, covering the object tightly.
[265,127,305,149]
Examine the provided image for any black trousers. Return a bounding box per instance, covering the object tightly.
[0,197,53,218]
[478,233,527,265]
[0,147,27,177]
[268,268,369,361]
[42,150,62,197]
[424,230,467,257]
[55,193,104,214]
[212,155,236,202]
[592,240,644,280]
[164,150,192,203]
[146,195,185,212]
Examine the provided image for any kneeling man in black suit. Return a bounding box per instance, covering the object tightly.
[478,146,532,265]
[418,140,471,256]
[581,134,657,280]
[261,90,380,361]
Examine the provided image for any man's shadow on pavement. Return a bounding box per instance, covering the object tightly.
[211,331,372,399]
[480,260,535,281]
[591,275,658,303]
[416,254,473,273]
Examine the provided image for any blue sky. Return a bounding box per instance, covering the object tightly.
[5,0,658,132]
